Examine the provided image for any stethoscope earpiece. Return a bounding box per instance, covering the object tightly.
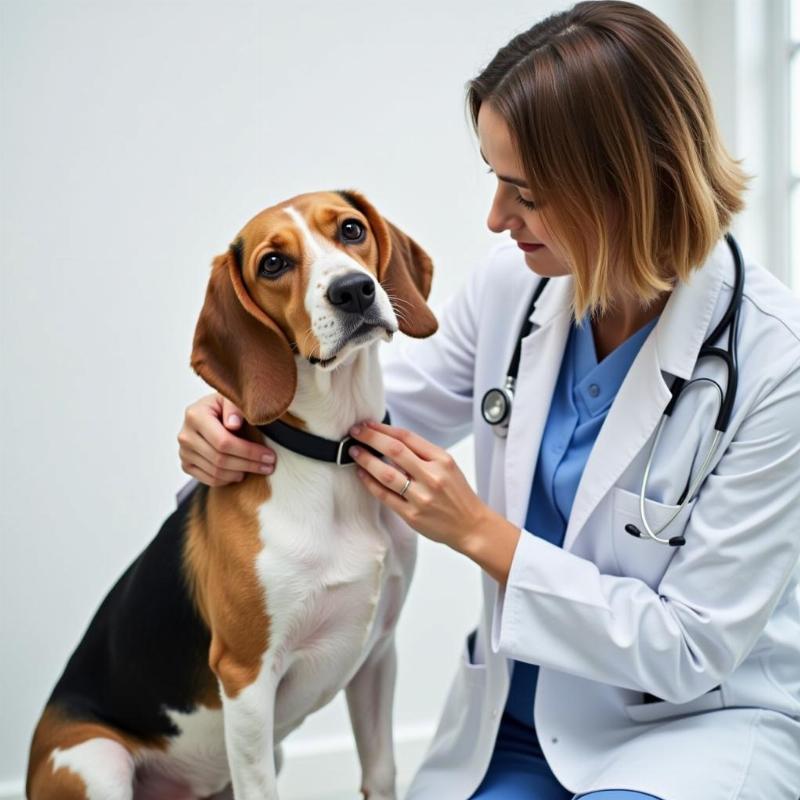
[625,522,686,547]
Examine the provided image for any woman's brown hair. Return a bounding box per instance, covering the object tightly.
[466,0,750,319]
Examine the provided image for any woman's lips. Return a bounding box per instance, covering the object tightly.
[517,242,544,252]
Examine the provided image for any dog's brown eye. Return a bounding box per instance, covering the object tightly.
[341,219,365,242]
[258,252,290,278]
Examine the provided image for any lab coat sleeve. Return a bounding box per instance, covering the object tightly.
[378,247,491,449]
[490,359,800,704]
[176,477,199,506]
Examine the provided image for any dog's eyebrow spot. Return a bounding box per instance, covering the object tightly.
[268,234,289,250]
[318,208,340,225]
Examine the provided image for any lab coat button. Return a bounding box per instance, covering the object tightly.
[551,737,558,744]
[588,383,600,398]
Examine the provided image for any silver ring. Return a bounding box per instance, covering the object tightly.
[399,477,411,497]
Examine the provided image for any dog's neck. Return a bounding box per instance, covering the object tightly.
[282,342,386,441]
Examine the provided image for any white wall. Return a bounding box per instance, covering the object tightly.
[0,1,770,797]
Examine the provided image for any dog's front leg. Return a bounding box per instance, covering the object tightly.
[218,674,279,800]
[345,633,399,800]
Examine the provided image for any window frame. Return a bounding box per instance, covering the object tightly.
[766,0,795,288]
[789,5,799,288]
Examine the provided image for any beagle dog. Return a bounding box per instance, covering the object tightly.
[26,190,438,800]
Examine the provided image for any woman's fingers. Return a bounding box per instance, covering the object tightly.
[180,427,274,476]
[362,420,440,461]
[349,421,435,480]
[181,455,246,486]
[195,410,275,466]
[349,443,410,495]
[220,394,245,430]
[178,393,276,485]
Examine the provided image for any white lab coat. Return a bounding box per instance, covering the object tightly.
[379,237,800,800]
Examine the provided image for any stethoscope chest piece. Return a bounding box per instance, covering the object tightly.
[483,276,551,441]
[482,377,515,436]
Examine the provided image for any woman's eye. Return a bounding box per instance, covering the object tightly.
[485,167,538,210]
[341,219,366,242]
[258,252,290,277]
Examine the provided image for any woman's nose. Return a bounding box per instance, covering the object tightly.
[486,195,521,235]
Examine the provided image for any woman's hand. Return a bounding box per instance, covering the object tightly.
[347,419,493,552]
[178,393,276,486]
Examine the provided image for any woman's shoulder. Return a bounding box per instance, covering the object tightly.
[723,251,800,412]
[736,257,800,352]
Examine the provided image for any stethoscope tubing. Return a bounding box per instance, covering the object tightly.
[481,233,745,547]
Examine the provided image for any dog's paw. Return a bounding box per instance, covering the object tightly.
[360,788,396,800]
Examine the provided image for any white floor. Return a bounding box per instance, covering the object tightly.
[0,785,413,800]
[1,730,426,800]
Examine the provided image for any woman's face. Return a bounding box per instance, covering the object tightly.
[477,103,571,278]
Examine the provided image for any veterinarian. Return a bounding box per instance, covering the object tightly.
[176,2,800,798]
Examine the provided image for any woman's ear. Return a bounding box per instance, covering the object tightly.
[191,245,296,426]
[338,189,438,339]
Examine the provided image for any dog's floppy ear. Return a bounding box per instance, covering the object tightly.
[191,243,296,426]
[337,189,438,338]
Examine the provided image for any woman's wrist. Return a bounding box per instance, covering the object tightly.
[458,506,522,588]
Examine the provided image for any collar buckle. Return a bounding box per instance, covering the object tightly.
[336,436,356,466]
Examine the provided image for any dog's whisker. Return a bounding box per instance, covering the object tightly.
[389,297,413,313]
[385,291,414,311]
[393,306,406,316]
[388,302,412,324]
[303,328,313,350]
[301,326,315,357]
[383,290,414,320]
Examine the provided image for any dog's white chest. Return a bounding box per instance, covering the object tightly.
[255,451,405,731]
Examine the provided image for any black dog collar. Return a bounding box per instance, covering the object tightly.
[258,411,391,466]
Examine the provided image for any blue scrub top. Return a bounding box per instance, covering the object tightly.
[504,311,660,729]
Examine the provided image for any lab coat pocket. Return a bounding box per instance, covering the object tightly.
[611,486,696,589]
[624,686,724,723]
[462,627,486,683]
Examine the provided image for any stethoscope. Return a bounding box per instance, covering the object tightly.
[481,232,744,547]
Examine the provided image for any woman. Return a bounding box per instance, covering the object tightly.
[176,3,800,798]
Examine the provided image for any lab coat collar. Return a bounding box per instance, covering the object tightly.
[654,236,731,380]
[527,271,575,331]
[503,237,732,550]
[525,236,732,376]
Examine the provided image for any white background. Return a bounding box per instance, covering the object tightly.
[0,1,790,797]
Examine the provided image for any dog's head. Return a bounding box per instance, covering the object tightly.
[191,189,438,425]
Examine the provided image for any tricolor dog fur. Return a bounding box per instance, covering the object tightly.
[26,190,438,800]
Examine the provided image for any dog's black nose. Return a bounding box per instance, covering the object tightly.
[327,273,376,315]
